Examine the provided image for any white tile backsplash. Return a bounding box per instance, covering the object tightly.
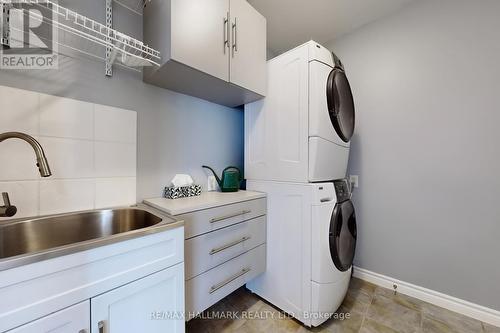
[0,86,39,134]
[0,181,39,221]
[94,104,137,143]
[39,94,94,140]
[95,178,136,209]
[0,85,137,218]
[39,179,95,215]
[39,137,94,179]
[95,141,137,178]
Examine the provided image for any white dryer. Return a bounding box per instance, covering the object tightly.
[245,40,355,183]
[247,179,357,327]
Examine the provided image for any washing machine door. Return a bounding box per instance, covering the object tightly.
[326,66,355,143]
[329,200,357,272]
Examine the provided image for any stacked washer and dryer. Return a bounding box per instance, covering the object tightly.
[244,40,357,327]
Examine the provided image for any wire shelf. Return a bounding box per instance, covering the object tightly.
[2,0,161,69]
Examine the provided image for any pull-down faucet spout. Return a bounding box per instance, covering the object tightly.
[0,132,52,177]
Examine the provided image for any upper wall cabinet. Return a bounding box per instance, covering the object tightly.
[143,0,267,107]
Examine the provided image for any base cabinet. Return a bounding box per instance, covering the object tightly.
[7,302,90,333]
[7,265,185,333]
[91,263,185,333]
[2,227,185,333]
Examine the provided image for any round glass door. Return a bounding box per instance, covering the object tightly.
[329,200,357,272]
[326,68,355,143]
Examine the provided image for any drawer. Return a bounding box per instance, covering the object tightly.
[7,301,89,333]
[179,198,266,239]
[185,216,266,280]
[185,244,266,316]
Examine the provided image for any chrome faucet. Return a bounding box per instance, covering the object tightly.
[0,132,52,218]
[0,132,52,177]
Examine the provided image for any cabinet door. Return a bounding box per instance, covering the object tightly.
[91,263,184,333]
[8,301,90,333]
[229,0,267,96]
[171,0,230,81]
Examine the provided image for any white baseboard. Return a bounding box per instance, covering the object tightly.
[352,266,500,328]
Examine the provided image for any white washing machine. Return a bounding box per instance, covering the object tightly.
[245,40,355,183]
[247,179,357,327]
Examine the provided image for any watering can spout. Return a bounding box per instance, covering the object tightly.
[202,165,222,187]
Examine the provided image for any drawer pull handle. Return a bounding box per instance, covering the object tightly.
[209,236,251,255]
[210,210,251,223]
[209,267,251,294]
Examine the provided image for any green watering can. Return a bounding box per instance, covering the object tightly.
[202,165,242,192]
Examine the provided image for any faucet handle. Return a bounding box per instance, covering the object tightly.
[1,192,17,217]
[2,192,11,206]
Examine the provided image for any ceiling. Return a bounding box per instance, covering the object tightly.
[247,0,416,56]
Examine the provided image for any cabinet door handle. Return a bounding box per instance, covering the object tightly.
[232,17,237,57]
[78,330,87,333]
[98,321,105,333]
[209,268,251,294]
[223,12,229,54]
[209,236,251,255]
[210,210,251,223]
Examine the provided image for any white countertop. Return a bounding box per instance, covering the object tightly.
[143,190,266,216]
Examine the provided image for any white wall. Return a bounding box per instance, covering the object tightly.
[329,0,500,310]
[0,86,137,220]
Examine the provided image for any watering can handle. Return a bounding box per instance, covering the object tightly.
[222,166,242,180]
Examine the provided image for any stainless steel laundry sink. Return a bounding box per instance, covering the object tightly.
[0,205,182,271]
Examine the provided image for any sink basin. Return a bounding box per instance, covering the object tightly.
[0,206,181,271]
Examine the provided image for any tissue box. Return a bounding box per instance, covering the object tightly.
[164,184,202,199]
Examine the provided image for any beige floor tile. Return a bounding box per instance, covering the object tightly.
[421,303,482,333]
[483,323,500,333]
[340,288,374,315]
[359,318,400,333]
[422,316,455,333]
[187,279,489,333]
[366,293,421,333]
[186,318,230,333]
[350,277,377,295]
[225,287,262,312]
[320,311,364,333]
[374,287,424,312]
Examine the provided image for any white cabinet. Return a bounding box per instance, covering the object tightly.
[171,0,230,81]
[7,302,90,333]
[229,0,267,96]
[143,0,266,107]
[0,224,184,333]
[144,194,267,318]
[90,264,184,333]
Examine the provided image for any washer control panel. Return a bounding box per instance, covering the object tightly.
[333,179,351,202]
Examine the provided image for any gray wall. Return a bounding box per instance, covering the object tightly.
[0,0,244,200]
[329,0,500,310]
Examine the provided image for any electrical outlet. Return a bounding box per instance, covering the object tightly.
[349,175,359,188]
[207,175,218,191]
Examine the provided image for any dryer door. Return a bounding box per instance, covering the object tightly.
[329,200,357,272]
[326,68,355,143]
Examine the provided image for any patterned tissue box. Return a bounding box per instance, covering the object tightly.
[164,184,202,199]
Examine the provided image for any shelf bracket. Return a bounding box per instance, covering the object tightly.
[105,0,113,77]
[1,2,11,47]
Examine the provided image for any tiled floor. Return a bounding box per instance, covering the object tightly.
[187,278,500,333]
